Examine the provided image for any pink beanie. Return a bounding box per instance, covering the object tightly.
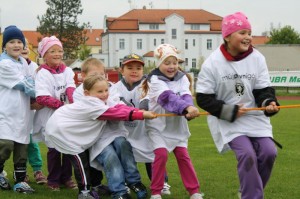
[222,12,251,38]
[154,44,179,67]
[38,36,63,57]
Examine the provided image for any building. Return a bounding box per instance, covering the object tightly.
[92,9,223,71]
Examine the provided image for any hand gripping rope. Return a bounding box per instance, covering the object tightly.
[155,104,300,117]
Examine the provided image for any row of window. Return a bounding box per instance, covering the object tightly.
[119,38,212,50]
[149,24,202,30]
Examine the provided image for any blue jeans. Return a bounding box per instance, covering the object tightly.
[96,136,141,198]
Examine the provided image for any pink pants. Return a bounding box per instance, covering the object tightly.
[150,147,200,195]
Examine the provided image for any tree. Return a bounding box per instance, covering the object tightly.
[267,25,300,44]
[78,44,91,61]
[37,0,89,59]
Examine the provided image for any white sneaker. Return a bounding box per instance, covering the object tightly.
[161,182,171,195]
[124,183,130,194]
[1,170,7,177]
[150,194,162,199]
[190,193,204,199]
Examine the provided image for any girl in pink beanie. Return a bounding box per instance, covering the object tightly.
[196,12,280,199]
[33,35,77,191]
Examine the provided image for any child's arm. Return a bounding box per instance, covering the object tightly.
[13,76,35,98]
[36,96,64,109]
[98,104,156,120]
[252,87,280,116]
[66,87,75,103]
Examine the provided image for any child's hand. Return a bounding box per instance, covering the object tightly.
[185,106,199,119]
[265,101,279,113]
[30,101,44,110]
[143,111,157,119]
[237,104,247,118]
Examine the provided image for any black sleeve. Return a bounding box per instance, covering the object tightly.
[252,87,280,117]
[196,92,239,122]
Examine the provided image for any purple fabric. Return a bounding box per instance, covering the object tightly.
[98,104,142,120]
[157,90,193,114]
[36,96,63,109]
[229,136,277,199]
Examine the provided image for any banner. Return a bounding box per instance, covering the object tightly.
[269,71,300,87]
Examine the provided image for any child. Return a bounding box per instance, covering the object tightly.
[196,12,279,199]
[33,36,77,191]
[0,25,35,193]
[20,38,47,185]
[114,54,171,195]
[141,44,203,199]
[45,74,156,199]
[72,58,111,197]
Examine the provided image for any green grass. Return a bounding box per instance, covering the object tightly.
[1,100,300,198]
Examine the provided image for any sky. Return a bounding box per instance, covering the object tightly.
[0,0,299,36]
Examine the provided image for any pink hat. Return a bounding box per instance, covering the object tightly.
[38,36,63,57]
[222,12,251,38]
[154,44,179,67]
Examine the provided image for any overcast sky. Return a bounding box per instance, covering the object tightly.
[0,0,299,36]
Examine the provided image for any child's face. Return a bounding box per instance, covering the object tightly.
[85,80,109,102]
[82,65,105,80]
[225,29,252,56]
[4,39,24,60]
[43,45,63,67]
[21,46,30,59]
[120,61,144,86]
[159,56,178,79]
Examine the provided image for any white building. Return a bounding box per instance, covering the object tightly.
[92,9,223,71]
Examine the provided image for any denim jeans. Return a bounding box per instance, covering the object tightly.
[96,136,141,198]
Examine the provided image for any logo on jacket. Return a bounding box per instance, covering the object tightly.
[235,83,244,97]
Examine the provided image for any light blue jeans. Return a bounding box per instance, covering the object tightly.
[96,136,141,198]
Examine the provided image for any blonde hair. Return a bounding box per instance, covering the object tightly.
[81,58,105,74]
[83,74,107,91]
[141,66,192,98]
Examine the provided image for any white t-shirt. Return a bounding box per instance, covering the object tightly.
[114,80,154,162]
[28,61,39,134]
[196,47,273,153]
[146,75,191,152]
[45,96,108,155]
[32,67,76,145]
[0,56,31,143]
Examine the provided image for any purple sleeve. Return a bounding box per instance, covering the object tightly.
[66,87,75,103]
[98,104,137,120]
[36,96,63,109]
[157,90,193,114]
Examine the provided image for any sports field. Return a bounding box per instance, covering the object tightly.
[1,99,299,199]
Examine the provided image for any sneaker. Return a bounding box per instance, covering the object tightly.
[64,179,78,189]
[0,174,11,190]
[47,183,60,191]
[34,171,47,184]
[113,193,132,199]
[92,184,111,196]
[78,191,99,199]
[161,182,171,195]
[128,182,147,199]
[2,170,7,177]
[13,182,35,193]
[150,195,162,199]
[124,182,130,194]
[190,193,204,199]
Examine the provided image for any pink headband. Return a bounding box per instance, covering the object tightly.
[38,36,63,57]
[222,12,252,38]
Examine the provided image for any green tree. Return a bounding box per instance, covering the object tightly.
[78,44,91,61]
[267,25,300,44]
[37,0,89,59]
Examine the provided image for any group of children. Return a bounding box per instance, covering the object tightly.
[0,11,280,199]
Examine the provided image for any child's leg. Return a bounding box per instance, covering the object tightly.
[27,134,43,172]
[96,144,128,198]
[229,135,264,199]
[61,153,77,188]
[145,162,152,181]
[113,137,141,184]
[151,148,168,195]
[173,147,199,195]
[47,147,62,186]
[13,142,28,183]
[0,139,13,190]
[251,137,277,188]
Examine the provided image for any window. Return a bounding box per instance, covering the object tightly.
[172,29,177,39]
[119,39,125,50]
[154,39,156,46]
[207,39,212,50]
[185,58,188,66]
[185,39,188,49]
[193,39,196,47]
[192,58,196,68]
[191,24,200,30]
[137,39,142,49]
[149,24,159,30]
[161,39,164,44]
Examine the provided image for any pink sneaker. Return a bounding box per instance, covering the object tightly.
[34,171,47,185]
[64,179,78,189]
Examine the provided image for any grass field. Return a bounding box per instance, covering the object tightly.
[1,100,299,199]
